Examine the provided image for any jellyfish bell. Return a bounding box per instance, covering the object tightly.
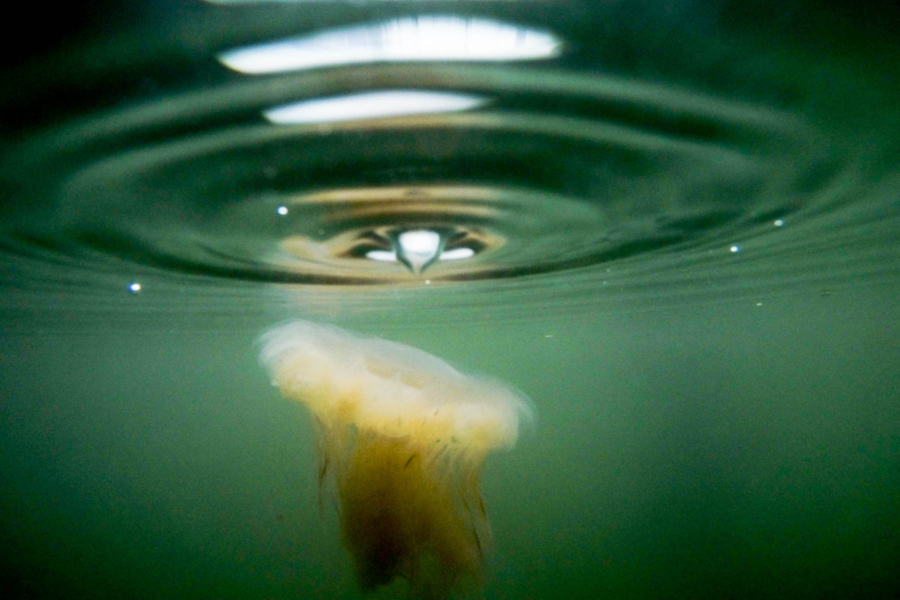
[259,320,532,598]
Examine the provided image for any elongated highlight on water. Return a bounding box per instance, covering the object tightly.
[259,320,532,598]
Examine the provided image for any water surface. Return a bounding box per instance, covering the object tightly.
[1,1,899,598]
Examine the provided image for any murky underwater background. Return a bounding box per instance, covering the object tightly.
[1,0,899,598]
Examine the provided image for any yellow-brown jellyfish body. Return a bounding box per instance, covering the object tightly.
[259,321,531,598]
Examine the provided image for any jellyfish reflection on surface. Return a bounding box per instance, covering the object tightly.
[259,321,532,598]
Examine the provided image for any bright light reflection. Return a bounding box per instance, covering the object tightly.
[218,16,562,74]
[264,90,485,124]
[128,282,142,293]
[277,205,289,215]
[439,247,475,261]
[365,231,475,269]
[398,230,441,271]
[365,250,398,263]
[205,1,467,3]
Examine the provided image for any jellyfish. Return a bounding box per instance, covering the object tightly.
[259,320,532,599]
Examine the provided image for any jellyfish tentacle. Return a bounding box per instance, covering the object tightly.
[259,320,531,599]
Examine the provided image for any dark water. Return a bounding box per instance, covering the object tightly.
[1,1,899,598]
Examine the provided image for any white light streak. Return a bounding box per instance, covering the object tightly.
[205,0,464,3]
[219,16,562,74]
[439,247,475,261]
[264,90,485,124]
[365,250,398,262]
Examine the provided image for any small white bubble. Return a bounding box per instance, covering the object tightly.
[774,219,784,227]
[277,206,289,215]
[756,302,763,307]
[424,279,431,285]
[128,282,142,293]
[544,334,554,339]
[730,245,741,253]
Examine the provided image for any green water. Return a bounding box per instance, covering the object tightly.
[3,290,898,598]
[2,1,900,598]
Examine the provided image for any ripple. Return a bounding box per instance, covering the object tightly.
[2,47,898,325]
[7,63,817,284]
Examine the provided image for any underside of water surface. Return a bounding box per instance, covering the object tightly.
[1,1,899,599]
[1,0,898,330]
